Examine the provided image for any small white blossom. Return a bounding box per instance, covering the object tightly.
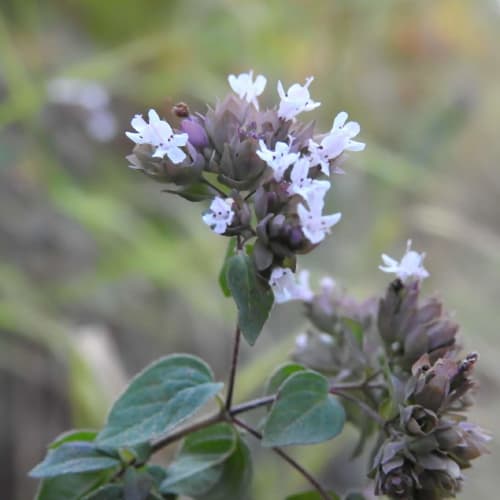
[287,157,330,202]
[257,139,299,181]
[269,268,314,304]
[228,70,267,110]
[202,197,235,234]
[277,77,320,121]
[126,109,188,164]
[379,240,430,281]
[297,196,342,244]
[308,111,365,175]
[298,205,341,245]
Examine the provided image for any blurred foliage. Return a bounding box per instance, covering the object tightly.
[0,0,499,498]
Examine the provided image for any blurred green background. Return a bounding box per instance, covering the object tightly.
[1,0,498,498]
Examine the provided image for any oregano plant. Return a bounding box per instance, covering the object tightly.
[30,71,490,500]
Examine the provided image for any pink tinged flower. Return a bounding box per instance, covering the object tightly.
[277,77,321,121]
[330,111,365,152]
[228,70,267,110]
[379,240,430,281]
[269,268,314,304]
[256,140,299,181]
[202,197,235,234]
[308,111,365,175]
[126,109,188,164]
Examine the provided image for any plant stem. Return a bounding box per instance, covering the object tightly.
[233,417,332,500]
[225,325,241,411]
[150,411,224,454]
[230,381,385,418]
[147,382,386,458]
[230,394,275,415]
[330,388,386,427]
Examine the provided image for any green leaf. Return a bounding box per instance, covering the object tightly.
[49,430,99,450]
[83,484,123,500]
[262,371,345,447]
[36,471,111,500]
[30,442,120,478]
[198,434,253,500]
[146,465,167,486]
[265,362,305,396]
[286,491,339,500]
[226,254,274,345]
[124,467,154,500]
[160,423,236,496]
[218,238,237,297]
[96,354,223,448]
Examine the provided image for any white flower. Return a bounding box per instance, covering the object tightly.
[277,77,320,121]
[308,111,365,175]
[257,139,299,181]
[379,240,430,281]
[296,183,341,245]
[297,203,342,244]
[330,111,365,152]
[269,268,314,304]
[126,109,188,164]
[287,156,330,201]
[228,70,267,110]
[202,197,235,234]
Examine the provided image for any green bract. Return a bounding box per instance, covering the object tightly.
[262,370,346,447]
[96,354,223,448]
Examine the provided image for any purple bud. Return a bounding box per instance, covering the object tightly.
[288,227,304,249]
[180,118,209,149]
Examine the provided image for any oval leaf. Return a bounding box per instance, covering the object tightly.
[226,254,274,345]
[83,484,123,500]
[96,354,223,448]
[36,470,110,500]
[49,430,99,450]
[30,442,120,478]
[198,434,252,500]
[262,371,345,447]
[160,423,236,496]
[265,362,305,396]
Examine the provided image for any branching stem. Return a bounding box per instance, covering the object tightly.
[150,411,224,454]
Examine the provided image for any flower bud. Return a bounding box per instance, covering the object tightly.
[180,118,209,149]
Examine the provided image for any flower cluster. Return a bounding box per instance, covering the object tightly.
[372,353,490,500]
[125,71,364,298]
[278,242,488,499]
